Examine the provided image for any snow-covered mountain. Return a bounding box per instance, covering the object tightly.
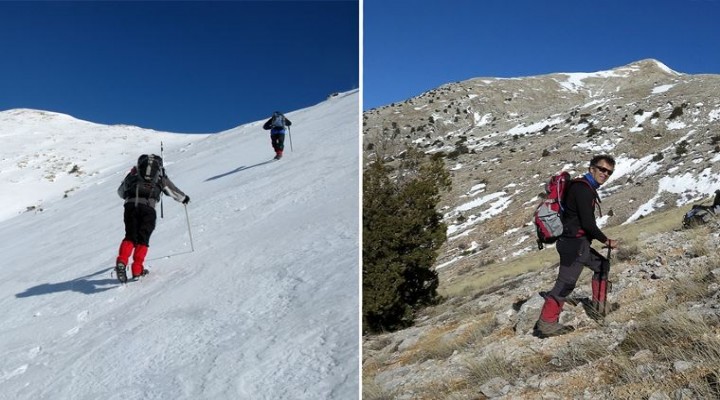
[0,90,359,399]
[361,62,720,399]
[363,59,720,277]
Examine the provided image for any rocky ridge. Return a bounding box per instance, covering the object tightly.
[363,59,720,281]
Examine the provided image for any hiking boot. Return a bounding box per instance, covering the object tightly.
[132,268,149,280]
[115,262,128,284]
[532,319,575,339]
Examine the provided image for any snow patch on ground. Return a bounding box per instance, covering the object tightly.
[652,84,674,94]
[625,167,720,224]
[474,112,492,127]
[555,69,623,93]
[667,121,687,130]
[447,194,513,237]
[506,117,564,136]
[709,107,720,122]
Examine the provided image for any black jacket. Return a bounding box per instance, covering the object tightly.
[561,178,607,243]
[117,167,187,209]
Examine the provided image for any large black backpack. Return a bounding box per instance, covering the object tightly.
[134,154,163,199]
[271,112,285,129]
[682,204,716,229]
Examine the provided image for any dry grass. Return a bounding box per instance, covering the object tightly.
[463,350,548,387]
[708,252,720,272]
[463,352,521,384]
[362,351,393,378]
[439,249,556,298]
[608,204,687,243]
[405,380,468,400]
[551,338,610,372]
[671,275,711,303]
[618,309,720,364]
[591,307,720,398]
[452,306,720,398]
[484,210,528,236]
[362,381,395,400]
[614,242,640,262]
[605,357,720,398]
[687,228,712,258]
[439,205,688,298]
[404,316,496,364]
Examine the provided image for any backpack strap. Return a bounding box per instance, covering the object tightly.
[134,181,140,207]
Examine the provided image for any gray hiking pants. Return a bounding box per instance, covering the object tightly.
[546,237,608,302]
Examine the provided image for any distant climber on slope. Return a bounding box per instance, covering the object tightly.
[262,111,292,160]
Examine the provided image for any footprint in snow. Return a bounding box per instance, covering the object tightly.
[2,364,28,381]
[64,326,80,337]
[77,310,89,322]
[28,346,41,359]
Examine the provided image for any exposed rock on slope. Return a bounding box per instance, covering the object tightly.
[363,216,720,399]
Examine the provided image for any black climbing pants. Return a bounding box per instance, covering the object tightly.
[546,237,608,302]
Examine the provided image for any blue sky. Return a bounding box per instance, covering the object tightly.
[0,1,358,133]
[364,0,720,110]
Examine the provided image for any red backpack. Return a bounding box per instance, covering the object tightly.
[533,171,574,249]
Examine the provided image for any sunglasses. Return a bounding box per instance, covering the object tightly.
[593,165,614,176]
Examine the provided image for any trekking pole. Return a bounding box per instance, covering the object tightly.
[288,126,294,152]
[184,204,195,252]
[160,141,165,219]
[601,246,612,317]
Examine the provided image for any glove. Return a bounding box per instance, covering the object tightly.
[182,196,190,205]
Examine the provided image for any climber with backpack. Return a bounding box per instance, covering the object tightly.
[114,154,190,283]
[262,111,292,160]
[532,155,619,338]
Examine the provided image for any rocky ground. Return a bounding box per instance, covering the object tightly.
[363,216,720,399]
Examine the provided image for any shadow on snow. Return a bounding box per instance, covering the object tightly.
[204,159,276,182]
[16,268,119,297]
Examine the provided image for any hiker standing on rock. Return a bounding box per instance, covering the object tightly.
[533,155,619,338]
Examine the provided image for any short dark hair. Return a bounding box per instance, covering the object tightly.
[590,154,615,167]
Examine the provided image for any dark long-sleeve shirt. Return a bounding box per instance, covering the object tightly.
[561,179,607,244]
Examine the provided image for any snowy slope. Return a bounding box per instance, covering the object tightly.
[0,91,359,399]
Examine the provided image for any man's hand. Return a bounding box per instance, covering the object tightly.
[182,196,190,205]
[605,238,618,249]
